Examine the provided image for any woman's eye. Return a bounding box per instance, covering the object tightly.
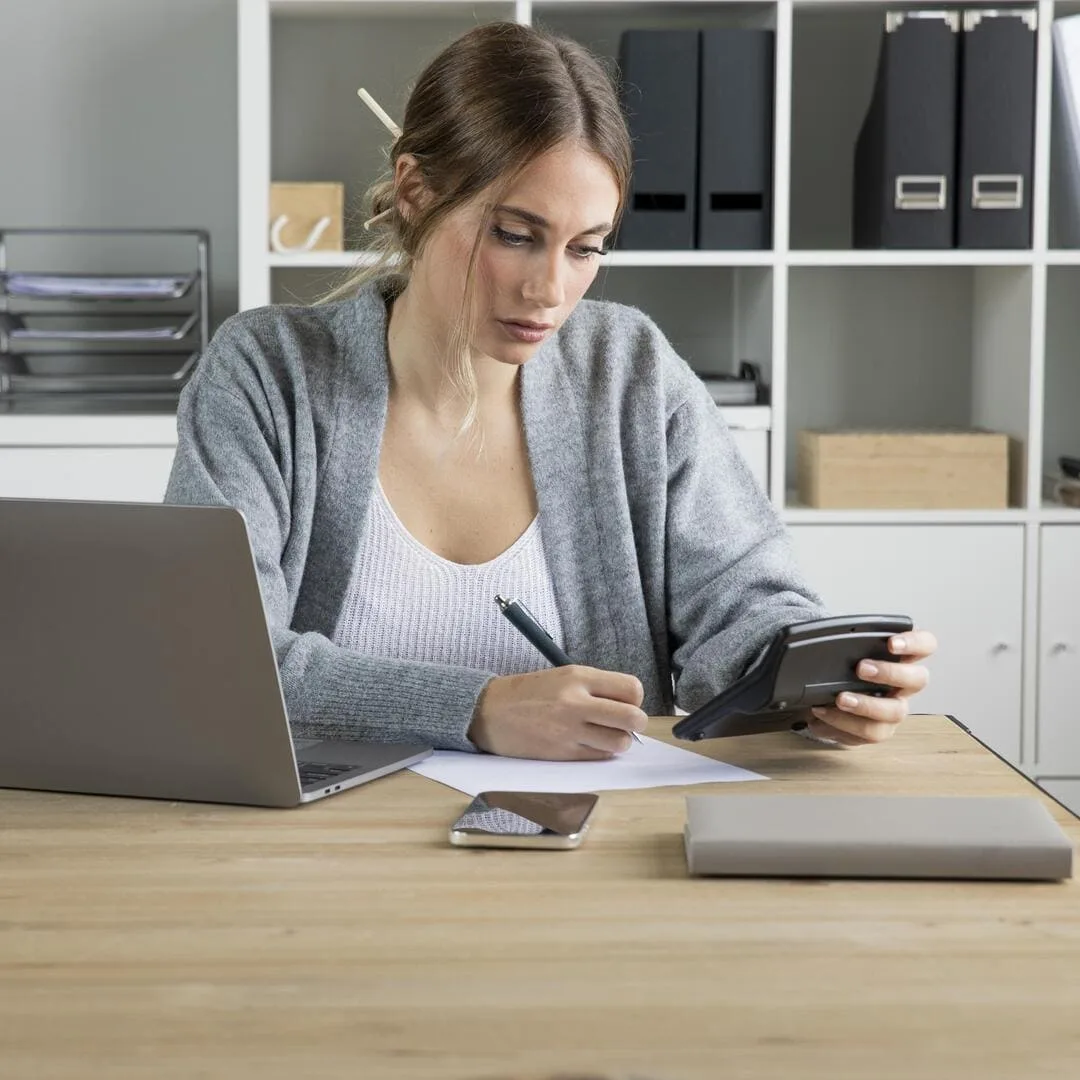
[573,245,605,259]
[493,226,531,246]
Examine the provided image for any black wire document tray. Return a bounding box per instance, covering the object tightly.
[672,614,915,741]
[0,311,200,344]
[0,227,209,403]
[0,272,197,301]
[0,351,199,396]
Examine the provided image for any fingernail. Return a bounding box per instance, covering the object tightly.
[861,661,878,677]
[838,692,858,709]
[811,706,827,719]
[891,636,907,653]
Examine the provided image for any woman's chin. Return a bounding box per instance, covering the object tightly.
[477,335,543,366]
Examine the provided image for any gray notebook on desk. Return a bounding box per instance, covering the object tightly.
[684,795,1074,881]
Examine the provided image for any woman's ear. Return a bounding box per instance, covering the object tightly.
[393,153,431,222]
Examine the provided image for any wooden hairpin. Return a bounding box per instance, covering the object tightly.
[358,88,402,231]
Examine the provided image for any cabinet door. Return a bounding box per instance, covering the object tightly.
[0,448,176,502]
[786,525,1024,761]
[1038,527,1080,773]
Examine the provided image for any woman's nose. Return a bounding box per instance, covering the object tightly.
[522,253,566,310]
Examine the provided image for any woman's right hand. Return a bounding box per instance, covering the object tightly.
[467,666,648,760]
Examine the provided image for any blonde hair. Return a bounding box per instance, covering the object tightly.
[320,21,632,452]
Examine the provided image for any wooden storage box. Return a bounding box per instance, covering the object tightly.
[269,182,345,253]
[797,429,1012,509]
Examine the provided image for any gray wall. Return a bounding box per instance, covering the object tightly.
[0,0,238,329]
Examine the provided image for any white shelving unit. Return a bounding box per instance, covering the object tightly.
[232,0,1080,805]
[1,0,1058,801]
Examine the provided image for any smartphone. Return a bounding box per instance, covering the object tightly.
[449,791,599,850]
[672,614,915,741]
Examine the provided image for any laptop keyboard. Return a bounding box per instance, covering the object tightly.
[298,761,359,789]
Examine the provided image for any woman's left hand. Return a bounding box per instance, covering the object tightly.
[805,627,938,747]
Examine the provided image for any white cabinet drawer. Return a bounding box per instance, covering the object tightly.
[0,447,176,503]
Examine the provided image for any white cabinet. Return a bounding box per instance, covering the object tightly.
[0,448,176,502]
[0,417,178,503]
[1037,526,1080,774]
[786,524,1025,761]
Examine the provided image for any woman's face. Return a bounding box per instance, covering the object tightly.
[411,141,621,366]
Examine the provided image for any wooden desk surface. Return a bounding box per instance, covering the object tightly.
[2,714,1079,1080]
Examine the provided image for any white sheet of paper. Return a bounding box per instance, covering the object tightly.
[408,734,766,796]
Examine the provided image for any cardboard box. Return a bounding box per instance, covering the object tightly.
[797,429,1013,509]
[269,182,345,253]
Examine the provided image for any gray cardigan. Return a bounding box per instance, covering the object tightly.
[164,279,827,750]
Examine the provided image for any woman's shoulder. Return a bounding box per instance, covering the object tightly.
[556,296,702,407]
[202,299,358,375]
[559,295,658,349]
[194,289,385,403]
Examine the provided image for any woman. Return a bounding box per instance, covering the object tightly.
[165,21,935,760]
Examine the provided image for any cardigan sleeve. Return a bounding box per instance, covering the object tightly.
[164,324,494,753]
[662,368,831,713]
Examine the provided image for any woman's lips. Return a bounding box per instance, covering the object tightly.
[499,320,551,343]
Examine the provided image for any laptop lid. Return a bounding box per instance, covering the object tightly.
[0,498,313,807]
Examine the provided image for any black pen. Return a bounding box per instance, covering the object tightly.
[494,593,642,743]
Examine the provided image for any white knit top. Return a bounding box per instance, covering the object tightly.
[333,478,566,675]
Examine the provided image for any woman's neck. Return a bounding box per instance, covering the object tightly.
[384,281,520,420]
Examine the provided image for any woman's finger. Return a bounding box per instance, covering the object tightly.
[856,658,930,699]
[834,690,908,724]
[805,715,873,747]
[889,628,938,662]
[810,702,904,743]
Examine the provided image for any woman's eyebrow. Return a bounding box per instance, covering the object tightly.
[495,204,612,236]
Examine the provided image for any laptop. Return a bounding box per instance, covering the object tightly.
[0,498,432,807]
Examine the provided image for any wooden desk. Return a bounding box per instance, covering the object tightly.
[2,715,1078,1080]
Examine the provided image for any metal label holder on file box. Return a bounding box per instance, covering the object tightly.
[895,175,947,211]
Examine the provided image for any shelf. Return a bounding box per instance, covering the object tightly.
[534,1,772,11]
[782,502,1029,525]
[605,250,774,267]
[267,250,1045,270]
[0,414,178,446]
[786,250,1036,267]
[270,0,515,15]
[266,249,776,269]
[269,251,374,268]
[1040,501,1080,523]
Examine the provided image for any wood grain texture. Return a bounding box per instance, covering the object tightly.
[2,715,1078,1080]
[797,430,1011,508]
